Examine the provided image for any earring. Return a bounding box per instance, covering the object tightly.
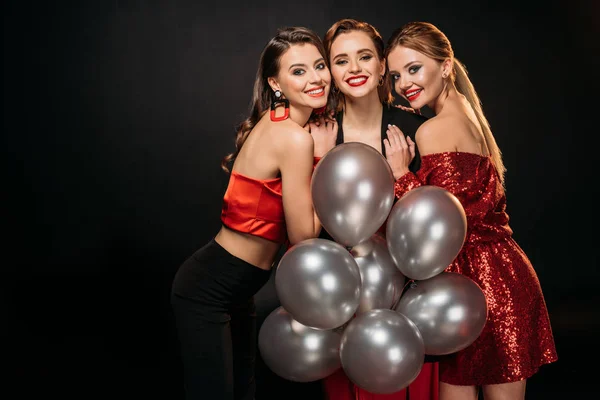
[270,89,289,122]
[378,76,384,87]
[442,72,448,79]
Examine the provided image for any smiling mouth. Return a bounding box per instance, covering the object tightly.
[306,87,325,97]
[346,76,367,87]
[405,89,422,101]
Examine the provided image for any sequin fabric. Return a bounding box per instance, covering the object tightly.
[394,152,557,385]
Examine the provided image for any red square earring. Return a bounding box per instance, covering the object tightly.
[270,90,289,121]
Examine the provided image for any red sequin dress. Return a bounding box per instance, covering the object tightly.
[393,152,557,385]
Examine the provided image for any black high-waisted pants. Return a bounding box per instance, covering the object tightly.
[171,239,271,400]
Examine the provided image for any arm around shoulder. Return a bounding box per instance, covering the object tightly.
[278,127,321,245]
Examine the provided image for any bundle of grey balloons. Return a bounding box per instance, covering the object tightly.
[258,143,488,394]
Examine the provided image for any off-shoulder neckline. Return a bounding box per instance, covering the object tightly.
[421,151,491,159]
[230,170,281,183]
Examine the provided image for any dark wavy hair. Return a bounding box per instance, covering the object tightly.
[221,27,328,173]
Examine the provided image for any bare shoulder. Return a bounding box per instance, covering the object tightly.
[269,119,314,154]
[415,116,451,142]
[415,115,465,155]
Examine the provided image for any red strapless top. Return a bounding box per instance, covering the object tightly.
[221,157,321,243]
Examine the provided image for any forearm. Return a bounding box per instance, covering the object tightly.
[313,212,322,237]
[394,172,423,199]
[312,156,323,236]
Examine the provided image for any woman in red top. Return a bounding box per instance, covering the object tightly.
[171,27,332,400]
[384,22,557,399]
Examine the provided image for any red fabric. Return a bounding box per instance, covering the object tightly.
[322,362,439,400]
[222,157,321,244]
[221,171,286,243]
[392,152,557,385]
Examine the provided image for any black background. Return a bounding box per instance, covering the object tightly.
[5,0,598,398]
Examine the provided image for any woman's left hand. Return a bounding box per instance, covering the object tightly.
[384,124,415,180]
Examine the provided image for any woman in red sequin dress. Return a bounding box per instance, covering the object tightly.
[381,22,558,399]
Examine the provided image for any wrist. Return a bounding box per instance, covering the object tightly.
[314,145,334,158]
[393,169,410,180]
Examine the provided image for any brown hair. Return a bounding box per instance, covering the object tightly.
[385,22,506,186]
[221,27,328,173]
[323,19,392,112]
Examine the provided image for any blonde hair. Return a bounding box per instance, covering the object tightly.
[385,22,506,186]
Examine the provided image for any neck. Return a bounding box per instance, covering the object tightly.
[342,92,383,130]
[431,82,457,115]
[289,104,313,127]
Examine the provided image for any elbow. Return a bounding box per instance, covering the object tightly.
[288,230,318,246]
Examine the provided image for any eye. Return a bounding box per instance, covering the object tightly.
[360,55,373,61]
[292,68,305,76]
[390,73,400,81]
[335,59,348,65]
[315,62,327,70]
[408,65,421,74]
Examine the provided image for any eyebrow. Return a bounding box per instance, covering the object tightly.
[332,48,374,61]
[288,58,325,70]
[389,61,419,74]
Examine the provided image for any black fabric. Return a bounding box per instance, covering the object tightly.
[171,239,271,400]
[172,239,271,307]
[335,104,426,172]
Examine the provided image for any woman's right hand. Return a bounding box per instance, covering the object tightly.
[384,124,415,180]
[307,111,337,157]
[394,104,422,115]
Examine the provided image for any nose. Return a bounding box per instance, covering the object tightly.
[398,74,412,91]
[348,59,361,74]
[309,67,324,84]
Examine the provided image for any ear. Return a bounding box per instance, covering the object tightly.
[441,58,453,77]
[267,77,280,93]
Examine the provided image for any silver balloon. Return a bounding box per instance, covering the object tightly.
[340,309,424,394]
[275,238,361,330]
[312,142,395,247]
[351,234,405,314]
[386,185,467,280]
[395,272,487,355]
[258,306,342,382]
